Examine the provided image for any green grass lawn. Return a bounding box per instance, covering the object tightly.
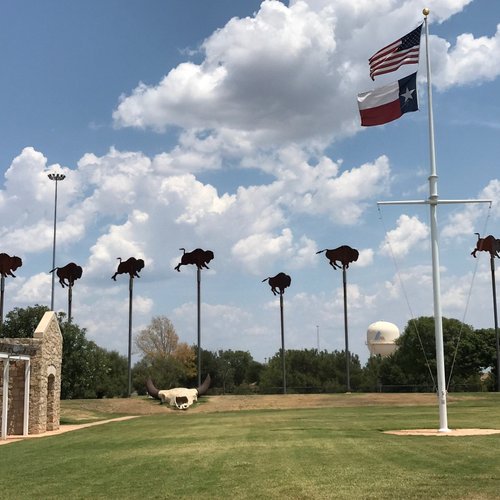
[1,395,499,499]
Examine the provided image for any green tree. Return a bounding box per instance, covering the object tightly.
[60,321,128,399]
[135,316,179,360]
[359,355,384,392]
[259,349,362,393]
[133,355,187,393]
[379,317,496,390]
[1,305,127,398]
[216,350,255,385]
[134,316,195,390]
[245,359,264,385]
[94,349,128,398]
[184,349,262,393]
[468,328,497,390]
[60,321,94,398]
[1,304,50,338]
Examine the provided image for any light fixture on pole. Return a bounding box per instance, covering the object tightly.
[48,173,65,311]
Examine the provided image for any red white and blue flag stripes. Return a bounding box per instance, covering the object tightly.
[357,72,418,127]
[369,24,422,80]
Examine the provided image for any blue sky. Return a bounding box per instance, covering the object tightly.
[1,0,500,365]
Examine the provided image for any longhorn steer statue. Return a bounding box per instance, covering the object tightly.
[262,272,291,296]
[174,248,214,272]
[471,233,500,258]
[316,246,359,270]
[111,257,145,281]
[146,374,211,410]
[50,262,83,288]
[0,253,22,278]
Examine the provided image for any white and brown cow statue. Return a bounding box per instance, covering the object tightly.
[146,375,211,410]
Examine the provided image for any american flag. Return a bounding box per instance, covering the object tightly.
[369,24,423,80]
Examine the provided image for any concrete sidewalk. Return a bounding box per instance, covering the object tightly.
[0,416,140,445]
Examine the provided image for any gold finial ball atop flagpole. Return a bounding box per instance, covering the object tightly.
[423,8,430,16]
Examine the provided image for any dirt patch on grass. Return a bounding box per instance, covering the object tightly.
[189,393,442,413]
[61,392,464,419]
[2,394,493,445]
[385,428,500,436]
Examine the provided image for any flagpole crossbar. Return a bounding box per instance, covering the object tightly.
[378,199,492,206]
[378,195,491,433]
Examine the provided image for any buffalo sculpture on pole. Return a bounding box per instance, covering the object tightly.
[471,232,500,391]
[0,252,23,328]
[112,256,145,397]
[174,248,214,272]
[50,262,83,288]
[0,253,22,278]
[262,272,291,296]
[50,261,83,323]
[316,246,359,270]
[263,272,291,394]
[317,244,359,392]
[111,257,145,281]
[174,247,214,387]
[471,233,500,259]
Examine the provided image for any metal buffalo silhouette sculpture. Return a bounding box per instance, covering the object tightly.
[471,233,500,258]
[50,262,83,288]
[111,257,145,281]
[174,248,214,272]
[146,374,211,410]
[316,246,359,270]
[0,253,22,278]
[262,272,292,296]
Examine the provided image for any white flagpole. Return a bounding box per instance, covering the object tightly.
[378,9,491,432]
[423,8,449,432]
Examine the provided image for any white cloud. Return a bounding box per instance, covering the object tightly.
[357,248,374,267]
[441,179,499,240]
[13,273,51,303]
[231,228,296,274]
[112,0,479,152]
[379,214,429,258]
[172,302,261,352]
[432,25,500,90]
[0,148,80,254]
[441,206,482,239]
[113,0,347,145]
[3,0,497,366]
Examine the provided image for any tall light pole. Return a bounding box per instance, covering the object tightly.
[48,173,65,311]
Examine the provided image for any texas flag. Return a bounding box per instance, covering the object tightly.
[357,72,418,127]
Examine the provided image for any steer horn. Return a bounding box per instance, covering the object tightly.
[197,374,211,396]
[146,378,160,400]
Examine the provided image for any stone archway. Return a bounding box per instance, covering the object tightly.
[46,367,56,431]
[0,312,62,439]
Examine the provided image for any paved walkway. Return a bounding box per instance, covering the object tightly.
[0,416,140,446]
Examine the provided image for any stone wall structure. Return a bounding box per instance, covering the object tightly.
[0,312,62,438]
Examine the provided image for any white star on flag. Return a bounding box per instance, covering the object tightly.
[401,87,415,102]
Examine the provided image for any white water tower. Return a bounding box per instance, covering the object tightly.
[366,321,400,357]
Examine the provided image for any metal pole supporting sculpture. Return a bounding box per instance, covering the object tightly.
[0,253,23,329]
[471,233,500,392]
[50,262,83,323]
[262,272,291,394]
[112,256,145,396]
[175,248,214,387]
[317,246,359,392]
[48,173,65,311]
